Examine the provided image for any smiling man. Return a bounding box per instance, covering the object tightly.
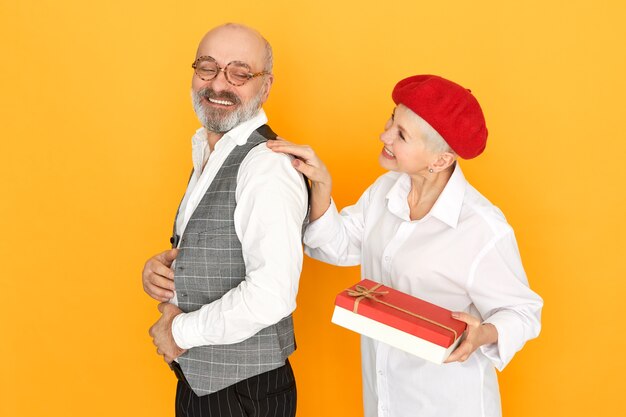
[142,23,308,417]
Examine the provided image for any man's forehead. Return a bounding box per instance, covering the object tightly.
[196,25,266,66]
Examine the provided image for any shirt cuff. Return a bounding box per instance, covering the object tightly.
[303,199,340,248]
[171,311,201,350]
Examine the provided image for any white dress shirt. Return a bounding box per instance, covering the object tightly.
[304,164,543,417]
[170,110,308,349]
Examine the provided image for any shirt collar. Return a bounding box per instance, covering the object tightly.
[190,109,268,176]
[222,108,268,146]
[385,163,466,228]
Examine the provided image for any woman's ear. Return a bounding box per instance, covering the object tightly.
[431,152,457,173]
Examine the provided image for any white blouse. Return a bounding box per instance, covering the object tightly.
[304,164,543,417]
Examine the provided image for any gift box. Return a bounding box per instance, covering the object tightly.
[331,279,467,364]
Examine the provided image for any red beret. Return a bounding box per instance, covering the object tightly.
[391,75,488,159]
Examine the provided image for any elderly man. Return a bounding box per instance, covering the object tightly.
[142,23,307,417]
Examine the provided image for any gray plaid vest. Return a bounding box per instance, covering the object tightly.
[172,125,296,396]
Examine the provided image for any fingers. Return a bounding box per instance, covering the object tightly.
[142,254,176,301]
[147,265,175,287]
[143,278,174,302]
[267,140,333,186]
[445,340,473,363]
[157,302,169,314]
[144,285,174,302]
[162,248,178,264]
[292,158,319,178]
[266,137,296,148]
[269,137,291,145]
[267,140,317,161]
[445,312,486,364]
[157,345,172,363]
[451,311,481,327]
[144,287,174,303]
[148,263,175,285]
[155,249,178,267]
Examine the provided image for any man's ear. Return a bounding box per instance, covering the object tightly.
[260,74,274,103]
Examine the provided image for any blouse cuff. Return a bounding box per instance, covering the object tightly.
[479,314,517,371]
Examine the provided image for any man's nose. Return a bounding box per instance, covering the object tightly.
[209,69,231,90]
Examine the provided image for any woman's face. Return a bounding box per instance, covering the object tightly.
[378,104,436,176]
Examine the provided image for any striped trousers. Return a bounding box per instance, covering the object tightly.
[173,360,297,417]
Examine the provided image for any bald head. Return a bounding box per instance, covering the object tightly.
[197,23,273,73]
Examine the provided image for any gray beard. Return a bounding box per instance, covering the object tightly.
[191,87,264,133]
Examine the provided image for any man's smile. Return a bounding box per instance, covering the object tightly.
[207,97,235,106]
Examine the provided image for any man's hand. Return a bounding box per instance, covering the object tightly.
[142,249,178,301]
[149,302,187,363]
[445,311,498,363]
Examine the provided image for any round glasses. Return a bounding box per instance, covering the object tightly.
[192,56,270,87]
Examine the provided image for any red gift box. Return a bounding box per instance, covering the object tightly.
[331,279,467,364]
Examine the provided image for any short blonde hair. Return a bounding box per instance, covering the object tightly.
[405,106,454,155]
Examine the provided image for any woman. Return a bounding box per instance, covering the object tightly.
[267,75,542,417]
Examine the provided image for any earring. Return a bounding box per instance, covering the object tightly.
[428,168,434,173]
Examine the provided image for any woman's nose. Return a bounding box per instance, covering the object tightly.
[379,129,393,145]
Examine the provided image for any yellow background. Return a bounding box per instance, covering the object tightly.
[1,0,625,416]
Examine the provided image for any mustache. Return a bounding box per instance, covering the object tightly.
[197,87,241,105]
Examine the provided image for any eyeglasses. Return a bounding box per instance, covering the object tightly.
[191,56,270,86]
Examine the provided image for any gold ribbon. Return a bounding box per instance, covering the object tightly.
[346,283,459,342]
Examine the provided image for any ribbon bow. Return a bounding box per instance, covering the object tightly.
[345,282,459,342]
[346,284,388,304]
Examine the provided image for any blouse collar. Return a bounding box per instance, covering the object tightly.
[385,163,466,228]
